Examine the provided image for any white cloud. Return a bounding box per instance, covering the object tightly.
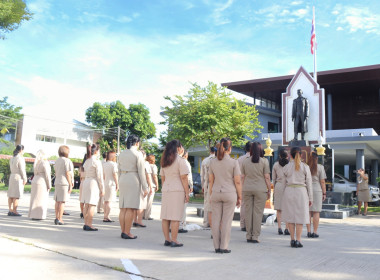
[255,4,310,26]
[211,0,234,26]
[337,27,343,31]
[291,1,303,5]
[292,9,308,18]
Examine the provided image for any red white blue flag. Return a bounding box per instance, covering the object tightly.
[310,13,316,54]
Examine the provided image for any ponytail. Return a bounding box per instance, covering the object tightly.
[217,138,231,160]
[308,151,318,176]
[290,147,302,171]
[13,144,24,157]
[126,134,140,149]
[86,144,99,158]
[278,149,289,167]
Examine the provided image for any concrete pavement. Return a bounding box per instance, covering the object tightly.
[1,191,380,280]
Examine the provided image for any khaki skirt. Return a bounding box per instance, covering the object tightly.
[273,182,286,210]
[282,186,310,224]
[54,184,69,202]
[81,178,100,205]
[104,183,116,202]
[358,189,370,203]
[28,175,49,219]
[8,174,24,199]
[119,173,143,209]
[310,190,322,212]
[160,191,185,221]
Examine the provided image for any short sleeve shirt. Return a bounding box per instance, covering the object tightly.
[209,154,241,193]
[160,155,190,192]
[357,174,369,191]
[241,157,270,192]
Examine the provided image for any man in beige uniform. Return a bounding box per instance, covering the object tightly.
[200,147,216,227]
[356,168,370,216]
[237,141,251,231]
[97,152,107,213]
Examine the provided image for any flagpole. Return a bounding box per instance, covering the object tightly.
[313,6,317,82]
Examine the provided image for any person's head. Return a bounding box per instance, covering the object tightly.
[358,168,364,172]
[161,139,183,168]
[182,150,188,160]
[86,144,100,158]
[257,143,264,158]
[146,154,156,164]
[126,134,140,149]
[13,144,24,157]
[34,150,47,169]
[102,152,107,159]
[106,151,117,162]
[290,146,302,171]
[244,141,252,153]
[250,142,261,163]
[58,145,70,158]
[307,151,318,176]
[217,138,232,160]
[278,149,289,167]
[297,89,303,97]
[210,146,217,155]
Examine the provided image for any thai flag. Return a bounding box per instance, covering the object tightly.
[310,15,316,54]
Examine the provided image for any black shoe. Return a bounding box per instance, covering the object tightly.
[178,229,188,233]
[247,239,253,243]
[221,249,231,253]
[164,240,171,246]
[7,211,13,216]
[84,226,98,231]
[171,242,183,247]
[13,213,22,216]
[121,233,137,239]
[290,240,296,248]
[307,232,312,238]
[252,240,259,243]
[63,212,70,216]
[80,213,84,219]
[58,221,65,225]
[148,218,154,220]
[278,228,283,235]
[295,241,303,248]
[241,227,246,232]
[211,235,213,239]
[284,229,290,235]
[134,222,146,228]
[362,213,367,216]
[83,225,87,230]
[54,218,58,225]
[215,249,221,253]
[312,233,319,238]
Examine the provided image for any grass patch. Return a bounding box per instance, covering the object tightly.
[112,266,125,272]
[361,206,380,213]
[0,183,79,194]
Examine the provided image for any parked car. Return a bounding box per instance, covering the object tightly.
[333,173,380,205]
[192,173,202,194]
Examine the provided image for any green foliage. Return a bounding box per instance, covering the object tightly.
[85,101,156,151]
[0,96,23,143]
[0,144,14,183]
[161,82,262,149]
[0,0,33,39]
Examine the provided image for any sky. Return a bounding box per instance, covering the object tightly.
[1,0,380,140]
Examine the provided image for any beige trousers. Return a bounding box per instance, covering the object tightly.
[144,189,155,219]
[203,190,210,227]
[180,202,188,229]
[244,190,267,241]
[240,199,246,228]
[211,192,237,250]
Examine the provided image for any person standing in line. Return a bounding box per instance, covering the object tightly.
[282,147,313,248]
[209,138,242,253]
[356,168,370,216]
[160,140,190,247]
[133,149,152,228]
[103,151,119,222]
[79,154,89,219]
[8,145,27,216]
[118,135,148,239]
[28,150,51,220]
[241,142,271,243]
[97,152,107,214]
[200,147,217,228]
[62,160,74,216]
[144,154,159,220]
[179,150,193,233]
[237,141,251,232]
[306,151,327,238]
[272,149,291,235]
[54,146,73,225]
[81,144,104,231]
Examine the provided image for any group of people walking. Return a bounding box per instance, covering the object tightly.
[6,137,370,252]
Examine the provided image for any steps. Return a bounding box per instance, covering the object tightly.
[320,204,357,219]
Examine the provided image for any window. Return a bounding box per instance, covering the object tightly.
[268,122,279,133]
[35,134,64,143]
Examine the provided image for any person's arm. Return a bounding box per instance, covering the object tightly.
[137,154,148,197]
[321,179,326,201]
[200,160,204,192]
[65,171,73,193]
[19,157,27,185]
[95,161,104,196]
[145,172,153,195]
[153,174,159,191]
[305,166,313,206]
[264,173,271,200]
[272,166,277,187]
[234,175,242,208]
[43,161,52,191]
[208,173,214,196]
[113,171,119,192]
[180,174,190,203]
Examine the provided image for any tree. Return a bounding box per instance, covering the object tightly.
[85,101,156,151]
[0,96,23,143]
[161,82,262,149]
[0,0,33,39]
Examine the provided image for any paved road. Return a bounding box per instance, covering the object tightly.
[1,192,379,280]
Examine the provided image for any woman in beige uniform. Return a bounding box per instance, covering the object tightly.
[272,149,290,235]
[81,144,104,231]
[306,151,327,238]
[8,145,27,216]
[118,135,148,239]
[241,142,271,243]
[103,151,118,222]
[160,139,190,247]
[28,150,51,220]
[144,154,159,220]
[79,154,88,219]
[282,147,313,248]
[54,145,73,225]
[209,138,242,253]
[356,168,370,216]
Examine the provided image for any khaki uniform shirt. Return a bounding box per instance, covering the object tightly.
[200,154,215,191]
[10,154,27,182]
[272,161,286,186]
[241,157,270,192]
[283,160,313,202]
[357,174,369,191]
[209,154,241,193]
[54,157,73,186]
[311,164,327,192]
[160,155,190,192]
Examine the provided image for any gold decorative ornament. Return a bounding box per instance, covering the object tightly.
[264,134,273,156]
[316,131,326,156]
